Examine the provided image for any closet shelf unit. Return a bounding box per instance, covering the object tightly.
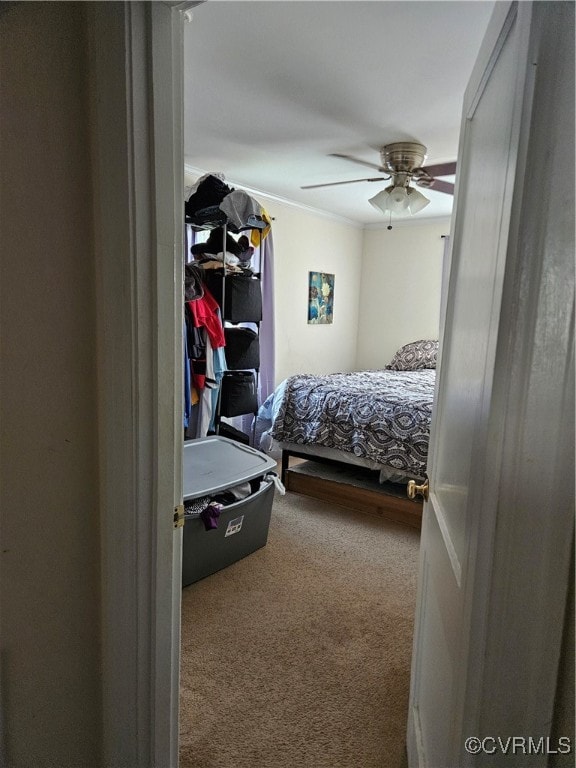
[186,205,268,445]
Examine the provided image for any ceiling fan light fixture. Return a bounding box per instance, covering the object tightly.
[369,183,429,216]
[368,188,389,212]
[369,186,409,214]
[406,187,431,214]
[389,186,409,210]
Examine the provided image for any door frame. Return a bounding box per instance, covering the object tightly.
[88,2,198,765]
[88,1,573,766]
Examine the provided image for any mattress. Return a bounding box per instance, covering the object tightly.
[257,369,436,482]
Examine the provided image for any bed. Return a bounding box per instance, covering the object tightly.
[255,340,438,486]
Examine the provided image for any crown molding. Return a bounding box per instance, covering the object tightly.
[363,214,452,231]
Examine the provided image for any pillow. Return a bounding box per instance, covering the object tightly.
[387,339,438,371]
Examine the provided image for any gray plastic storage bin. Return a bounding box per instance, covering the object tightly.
[182,436,277,586]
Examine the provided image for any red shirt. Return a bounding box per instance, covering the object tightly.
[186,287,225,349]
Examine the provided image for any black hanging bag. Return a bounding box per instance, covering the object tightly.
[224,327,260,370]
[204,271,262,323]
[219,371,258,417]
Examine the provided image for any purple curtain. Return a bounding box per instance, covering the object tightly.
[256,230,275,403]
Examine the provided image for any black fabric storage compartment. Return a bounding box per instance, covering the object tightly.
[224,327,260,370]
[220,371,258,416]
[204,272,262,323]
[217,421,250,445]
[182,479,274,586]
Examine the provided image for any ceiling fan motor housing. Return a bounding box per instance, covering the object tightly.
[380,142,428,174]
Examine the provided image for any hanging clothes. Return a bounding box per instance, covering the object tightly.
[186,285,226,438]
[185,262,205,301]
[185,302,207,393]
[219,190,263,231]
[185,173,233,220]
[197,333,218,437]
[186,287,225,349]
[183,323,191,430]
[208,329,227,433]
[249,207,272,246]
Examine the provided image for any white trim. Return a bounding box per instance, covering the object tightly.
[465,1,516,119]
[411,705,426,768]
[88,5,145,763]
[150,3,186,765]
[430,492,462,588]
[88,2,186,765]
[363,215,452,231]
[407,534,431,768]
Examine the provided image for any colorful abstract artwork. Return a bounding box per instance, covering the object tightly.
[308,271,335,325]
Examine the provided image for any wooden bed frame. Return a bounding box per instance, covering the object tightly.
[280,448,423,529]
[280,447,347,485]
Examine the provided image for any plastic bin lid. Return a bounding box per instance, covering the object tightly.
[183,436,276,499]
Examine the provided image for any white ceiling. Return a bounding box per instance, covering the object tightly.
[183,1,495,225]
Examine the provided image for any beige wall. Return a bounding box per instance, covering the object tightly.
[267,201,363,384]
[263,208,448,381]
[0,4,102,766]
[356,221,450,370]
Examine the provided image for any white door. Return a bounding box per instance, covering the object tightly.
[407,2,575,766]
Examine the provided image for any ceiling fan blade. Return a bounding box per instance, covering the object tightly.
[329,153,387,172]
[429,178,455,195]
[301,177,385,190]
[420,161,457,177]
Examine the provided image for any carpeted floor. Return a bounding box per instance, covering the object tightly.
[180,490,420,768]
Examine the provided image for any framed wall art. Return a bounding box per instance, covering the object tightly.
[308,271,334,324]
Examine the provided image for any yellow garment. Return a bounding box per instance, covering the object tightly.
[250,207,272,246]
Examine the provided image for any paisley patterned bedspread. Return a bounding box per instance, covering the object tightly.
[269,369,436,479]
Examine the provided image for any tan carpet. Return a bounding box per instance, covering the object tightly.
[180,490,420,768]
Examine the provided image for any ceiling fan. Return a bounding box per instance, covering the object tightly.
[301,142,456,215]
